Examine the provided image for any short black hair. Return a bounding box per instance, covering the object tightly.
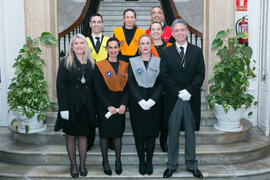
[89,13,103,22]
[151,6,163,12]
[106,37,120,48]
[123,8,136,18]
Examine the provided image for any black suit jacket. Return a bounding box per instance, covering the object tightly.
[159,43,205,131]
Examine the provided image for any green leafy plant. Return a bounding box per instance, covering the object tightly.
[206,29,257,114]
[7,32,57,133]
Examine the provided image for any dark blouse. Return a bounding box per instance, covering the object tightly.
[155,40,168,57]
[123,26,136,45]
[109,61,119,74]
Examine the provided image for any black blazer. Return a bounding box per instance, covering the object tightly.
[159,43,205,131]
[55,57,96,130]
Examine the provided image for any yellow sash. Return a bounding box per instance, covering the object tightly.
[86,36,109,62]
[113,27,145,56]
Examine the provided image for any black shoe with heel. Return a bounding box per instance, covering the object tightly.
[70,166,79,178]
[102,161,112,175]
[139,161,146,175]
[145,160,153,175]
[115,160,122,175]
[79,166,88,177]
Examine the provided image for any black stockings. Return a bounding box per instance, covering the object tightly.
[100,137,122,170]
[135,136,156,174]
[135,136,156,163]
[66,135,88,173]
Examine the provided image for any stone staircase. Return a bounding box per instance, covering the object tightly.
[1,1,270,179]
[1,92,270,179]
[99,0,160,37]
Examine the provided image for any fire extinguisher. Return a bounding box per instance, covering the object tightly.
[235,15,248,45]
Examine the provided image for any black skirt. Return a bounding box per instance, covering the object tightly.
[55,107,94,136]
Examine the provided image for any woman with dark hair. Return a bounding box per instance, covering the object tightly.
[94,37,129,176]
[150,22,172,58]
[113,8,145,61]
[128,34,162,175]
[55,34,96,178]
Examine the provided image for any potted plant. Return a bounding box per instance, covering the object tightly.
[206,29,257,132]
[8,32,57,133]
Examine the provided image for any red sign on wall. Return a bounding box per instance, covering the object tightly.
[236,0,248,11]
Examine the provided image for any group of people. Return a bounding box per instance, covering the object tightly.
[55,6,205,179]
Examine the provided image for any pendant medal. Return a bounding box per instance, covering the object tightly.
[81,75,86,84]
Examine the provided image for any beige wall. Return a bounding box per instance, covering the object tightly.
[24,0,58,102]
[203,0,235,90]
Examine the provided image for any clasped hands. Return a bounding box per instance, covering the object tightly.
[104,105,126,119]
[138,99,156,110]
[107,105,126,115]
[178,89,191,101]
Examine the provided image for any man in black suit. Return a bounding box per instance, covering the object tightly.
[160,19,205,179]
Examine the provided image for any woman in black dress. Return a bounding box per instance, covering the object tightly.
[95,37,129,175]
[128,34,162,175]
[55,34,96,178]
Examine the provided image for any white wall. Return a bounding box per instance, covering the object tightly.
[0,0,25,126]
[235,1,260,126]
[257,0,270,135]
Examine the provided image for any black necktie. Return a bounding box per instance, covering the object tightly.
[95,37,101,52]
[179,46,185,67]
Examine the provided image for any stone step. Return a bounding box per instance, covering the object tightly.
[103,0,160,2]
[1,131,270,166]
[100,6,154,11]
[99,10,151,16]
[103,20,151,26]
[1,159,270,180]
[100,2,160,7]
[103,25,149,32]
[103,16,152,21]
[10,119,252,146]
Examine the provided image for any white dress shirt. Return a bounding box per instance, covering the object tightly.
[91,34,102,45]
[176,41,188,55]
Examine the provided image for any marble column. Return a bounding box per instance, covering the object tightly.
[203,0,235,90]
[24,0,58,102]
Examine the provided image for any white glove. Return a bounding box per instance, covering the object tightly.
[178,89,191,101]
[60,111,69,120]
[138,99,150,110]
[146,99,156,109]
[105,111,112,119]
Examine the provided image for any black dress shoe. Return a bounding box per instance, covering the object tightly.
[145,160,153,175]
[163,168,175,178]
[115,160,122,175]
[70,167,79,178]
[79,166,88,177]
[102,161,112,175]
[187,168,203,179]
[139,161,146,175]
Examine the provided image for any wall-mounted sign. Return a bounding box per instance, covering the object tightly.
[236,0,248,11]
